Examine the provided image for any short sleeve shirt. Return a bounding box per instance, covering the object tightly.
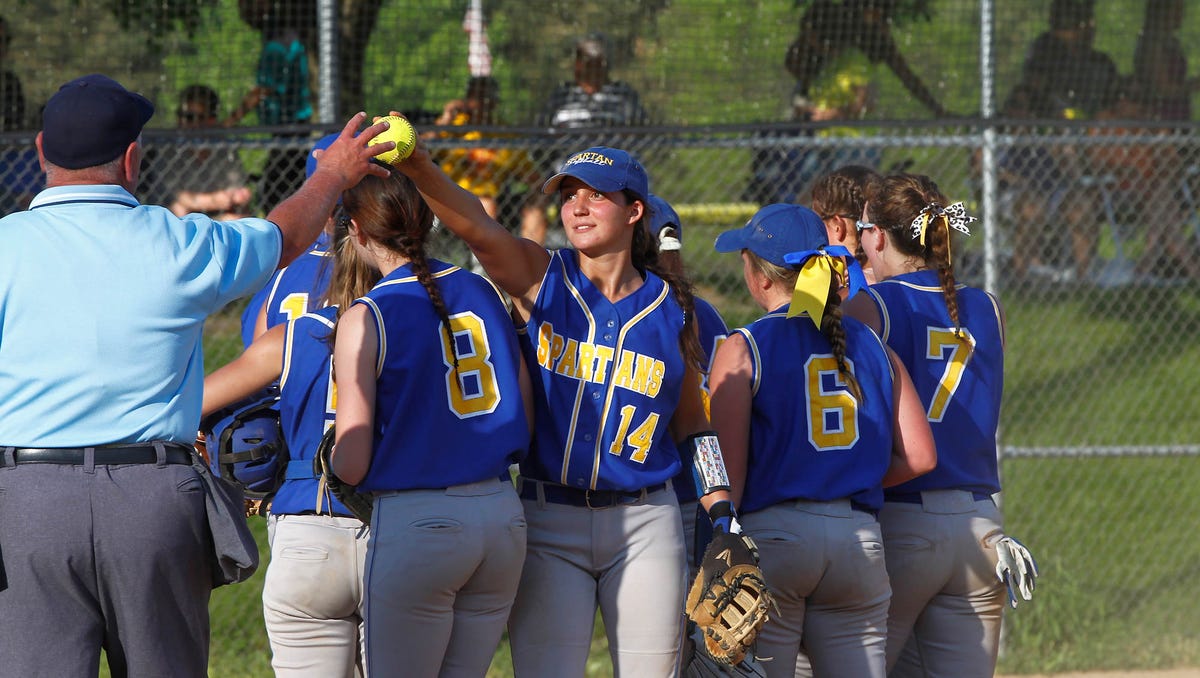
[0,185,282,445]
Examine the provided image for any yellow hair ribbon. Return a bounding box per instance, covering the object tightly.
[786,253,845,329]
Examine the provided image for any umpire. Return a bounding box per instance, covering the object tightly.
[0,74,392,677]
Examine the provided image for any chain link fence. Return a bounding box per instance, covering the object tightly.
[4,0,1200,674]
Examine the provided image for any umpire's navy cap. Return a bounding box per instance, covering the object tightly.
[714,203,828,267]
[542,146,649,203]
[41,74,155,170]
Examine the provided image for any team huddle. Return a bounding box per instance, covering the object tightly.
[0,75,1037,678]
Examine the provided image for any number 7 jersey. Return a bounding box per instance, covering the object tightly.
[863,270,1005,496]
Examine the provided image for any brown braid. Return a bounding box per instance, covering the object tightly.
[811,165,880,268]
[749,252,864,403]
[339,169,456,365]
[819,273,864,403]
[865,172,965,336]
[626,190,705,373]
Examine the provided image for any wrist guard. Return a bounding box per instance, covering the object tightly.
[689,432,730,496]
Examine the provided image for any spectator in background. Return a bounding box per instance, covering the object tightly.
[1013,0,1118,282]
[0,15,24,132]
[0,14,42,215]
[238,0,314,212]
[1134,0,1197,123]
[784,0,949,119]
[994,82,1073,282]
[747,57,882,205]
[155,85,254,220]
[1017,0,1117,121]
[538,32,650,131]
[1085,77,1200,282]
[527,32,650,244]
[434,76,542,227]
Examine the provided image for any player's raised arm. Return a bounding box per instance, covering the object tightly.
[385,115,550,312]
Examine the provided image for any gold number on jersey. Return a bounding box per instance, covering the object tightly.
[608,405,661,464]
[279,292,310,322]
[441,312,501,418]
[925,328,976,422]
[804,354,859,450]
[325,360,338,432]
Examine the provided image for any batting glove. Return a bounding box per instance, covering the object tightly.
[708,499,743,535]
[995,535,1039,608]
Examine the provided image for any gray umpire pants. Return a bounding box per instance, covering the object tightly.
[0,452,212,678]
[880,490,1007,678]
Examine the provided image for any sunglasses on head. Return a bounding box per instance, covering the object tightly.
[855,219,877,232]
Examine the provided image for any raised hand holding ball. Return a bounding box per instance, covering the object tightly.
[368,115,417,165]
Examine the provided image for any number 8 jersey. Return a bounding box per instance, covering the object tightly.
[353,260,529,493]
[863,270,1005,497]
[519,249,686,492]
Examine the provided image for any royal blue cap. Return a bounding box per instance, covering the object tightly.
[714,203,828,267]
[41,74,155,170]
[541,146,649,202]
[305,133,339,179]
[647,194,682,239]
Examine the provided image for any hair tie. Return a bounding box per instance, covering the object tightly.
[908,201,976,265]
[781,245,868,330]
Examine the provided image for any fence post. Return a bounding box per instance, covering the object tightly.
[317,0,338,124]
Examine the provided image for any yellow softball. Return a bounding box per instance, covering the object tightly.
[367,115,416,165]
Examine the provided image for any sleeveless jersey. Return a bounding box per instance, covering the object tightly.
[239,234,332,347]
[264,234,334,329]
[355,260,528,492]
[518,250,687,492]
[866,270,1004,496]
[271,306,354,517]
[673,296,729,504]
[737,306,896,514]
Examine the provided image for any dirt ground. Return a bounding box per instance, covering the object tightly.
[998,671,1200,678]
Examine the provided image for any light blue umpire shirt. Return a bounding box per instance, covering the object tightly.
[0,185,282,446]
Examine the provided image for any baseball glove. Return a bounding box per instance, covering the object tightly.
[313,426,374,524]
[682,620,769,678]
[685,530,774,666]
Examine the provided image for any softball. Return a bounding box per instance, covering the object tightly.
[368,115,416,165]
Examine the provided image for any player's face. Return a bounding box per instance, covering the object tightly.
[558,178,642,254]
[858,201,883,269]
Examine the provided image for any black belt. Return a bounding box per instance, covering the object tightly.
[6,443,193,466]
[519,479,668,509]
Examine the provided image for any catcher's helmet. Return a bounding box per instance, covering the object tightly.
[201,394,287,498]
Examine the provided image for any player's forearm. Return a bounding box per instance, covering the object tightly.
[268,170,343,267]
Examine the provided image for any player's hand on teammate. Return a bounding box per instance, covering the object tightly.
[993,534,1039,608]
